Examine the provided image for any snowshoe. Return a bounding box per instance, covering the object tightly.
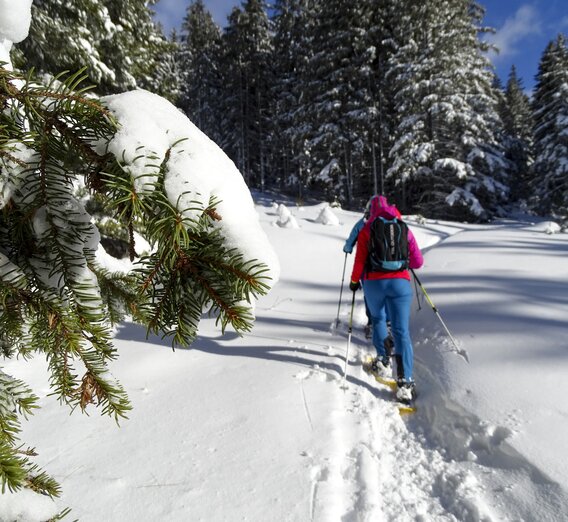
[395,380,417,414]
[362,355,397,391]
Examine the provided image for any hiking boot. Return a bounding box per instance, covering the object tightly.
[364,323,372,339]
[369,356,391,379]
[396,380,416,404]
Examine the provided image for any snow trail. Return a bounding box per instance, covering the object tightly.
[253,284,494,521]
[299,333,495,521]
[5,201,568,520]
[250,203,540,521]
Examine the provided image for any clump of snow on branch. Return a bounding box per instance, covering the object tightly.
[317,159,339,183]
[0,0,32,67]
[100,90,280,282]
[0,0,33,45]
[446,188,484,217]
[435,158,470,179]
[0,143,35,208]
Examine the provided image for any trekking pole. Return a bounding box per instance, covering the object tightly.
[410,269,468,363]
[341,289,357,389]
[335,253,348,327]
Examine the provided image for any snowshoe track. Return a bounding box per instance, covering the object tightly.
[299,342,492,521]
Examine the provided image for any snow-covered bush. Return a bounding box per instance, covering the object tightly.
[529,221,561,234]
[315,205,340,226]
[276,204,300,228]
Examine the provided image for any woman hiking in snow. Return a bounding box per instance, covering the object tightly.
[349,195,423,403]
[344,199,394,345]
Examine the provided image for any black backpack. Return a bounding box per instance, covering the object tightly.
[367,217,409,272]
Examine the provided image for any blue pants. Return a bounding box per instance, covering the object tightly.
[363,295,390,325]
[362,278,414,381]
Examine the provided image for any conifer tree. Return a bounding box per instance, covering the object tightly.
[299,0,376,205]
[366,0,398,199]
[0,64,271,498]
[499,65,534,200]
[218,7,248,178]
[178,0,223,141]
[271,0,318,198]
[531,35,568,217]
[386,0,508,220]
[142,27,181,104]
[13,0,174,97]
[218,1,274,189]
[242,0,274,191]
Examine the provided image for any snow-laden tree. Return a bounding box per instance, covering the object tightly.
[386,0,509,220]
[177,0,223,142]
[270,0,395,205]
[299,0,376,206]
[1,4,277,499]
[365,0,399,199]
[12,0,175,98]
[241,0,274,192]
[498,65,534,200]
[144,27,181,104]
[218,0,274,189]
[218,7,248,178]
[531,35,568,218]
[271,0,317,198]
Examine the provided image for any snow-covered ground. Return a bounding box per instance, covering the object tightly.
[3,197,568,521]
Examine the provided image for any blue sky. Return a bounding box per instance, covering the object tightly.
[153,0,568,92]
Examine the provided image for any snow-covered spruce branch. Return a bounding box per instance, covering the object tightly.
[0,149,28,168]
[134,199,270,345]
[89,263,146,325]
[1,65,274,497]
[1,69,130,416]
[100,142,272,345]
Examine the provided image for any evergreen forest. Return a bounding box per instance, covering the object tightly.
[13,0,568,222]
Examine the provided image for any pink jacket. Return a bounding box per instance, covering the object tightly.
[351,195,423,282]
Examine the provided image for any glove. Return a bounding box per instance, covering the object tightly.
[349,280,361,292]
[343,245,352,254]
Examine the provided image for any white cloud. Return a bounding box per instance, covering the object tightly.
[486,5,542,61]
